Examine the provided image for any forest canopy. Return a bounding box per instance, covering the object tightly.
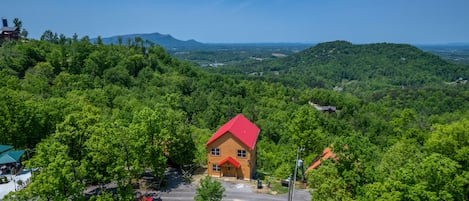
[0,35,468,200]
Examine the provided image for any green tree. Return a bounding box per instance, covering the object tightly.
[332,133,381,197]
[191,127,212,165]
[127,106,197,180]
[288,105,327,155]
[13,17,28,38]
[117,36,123,45]
[96,36,103,45]
[425,119,469,168]
[89,192,114,201]
[417,153,467,200]
[13,18,22,30]
[83,122,119,191]
[5,139,86,200]
[377,140,424,180]
[307,161,352,201]
[22,62,54,96]
[0,88,45,148]
[359,181,402,201]
[20,28,28,38]
[164,109,196,168]
[54,104,101,160]
[194,176,225,201]
[103,66,131,87]
[40,30,58,43]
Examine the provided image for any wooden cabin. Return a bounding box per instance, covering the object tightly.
[205,114,260,180]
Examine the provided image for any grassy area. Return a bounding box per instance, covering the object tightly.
[270,181,289,194]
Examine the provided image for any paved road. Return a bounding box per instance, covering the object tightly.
[0,169,32,200]
[157,169,311,201]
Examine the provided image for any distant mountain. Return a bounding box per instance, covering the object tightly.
[222,40,469,89]
[95,32,205,50]
[94,32,315,52]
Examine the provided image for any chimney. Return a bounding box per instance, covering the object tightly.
[2,18,7,27]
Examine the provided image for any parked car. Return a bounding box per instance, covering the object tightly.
[281,176,291,187]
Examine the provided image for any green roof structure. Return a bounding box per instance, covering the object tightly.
[0,145,13,154]
[0,150,25,165]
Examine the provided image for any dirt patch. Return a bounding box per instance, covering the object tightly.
[190,166,207,185]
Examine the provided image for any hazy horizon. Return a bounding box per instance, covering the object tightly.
[91,32,469,47]
[3,0,469,44]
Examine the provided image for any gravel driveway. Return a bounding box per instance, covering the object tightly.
[157,168,311,201]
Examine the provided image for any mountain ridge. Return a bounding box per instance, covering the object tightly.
[94,32,314,50]
[94,32,205,49]
[215,40,469,90]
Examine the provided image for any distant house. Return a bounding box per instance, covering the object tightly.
[0,144,29,199]
[0,144,25,175]
[306,147,336,172]
[309,101,337,113]
[456,77,467,84]
[0,18,19,41]
[333,86,343,92]
[205,114,260,180]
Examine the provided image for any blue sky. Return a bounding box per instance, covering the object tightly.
[3,0,469,44]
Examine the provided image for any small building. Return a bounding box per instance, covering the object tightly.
[205,114,260,180]
[0,144,29,200]
[456,77,467,84]
[306,147,336,172]
[0,18,19,41]
[309,101,337,113]
[0,145,13,154]
[0,144,25,175]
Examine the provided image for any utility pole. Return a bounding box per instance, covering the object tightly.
[287,174,292,201]
[291,147,304,201]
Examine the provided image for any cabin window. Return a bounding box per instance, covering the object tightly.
[211,148,220,156]
[212,164,220,172]
[237,150,246,158]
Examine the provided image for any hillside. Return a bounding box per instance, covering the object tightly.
[0,38,468,200]
[170,43,311,66]
[96,32,204,49]
[211,41,469,91]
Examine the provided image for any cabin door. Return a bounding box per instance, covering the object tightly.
[222,165,236,177]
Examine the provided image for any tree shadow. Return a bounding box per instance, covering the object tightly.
[160,167,192,192]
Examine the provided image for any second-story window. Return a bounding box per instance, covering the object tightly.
[237,150,246,158]
[211,148,220,156]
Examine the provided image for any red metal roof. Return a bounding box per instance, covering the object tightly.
[205,114,260,150]
[217,156,241,168]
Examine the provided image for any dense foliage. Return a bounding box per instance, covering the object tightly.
[0,36,468,200]
[207,41,469,92]
[169,43,308,66]
[194,176,225,201]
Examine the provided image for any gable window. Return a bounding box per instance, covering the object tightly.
[211,148,220,156]
[212,164,220,172]
[237,150,246,158]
